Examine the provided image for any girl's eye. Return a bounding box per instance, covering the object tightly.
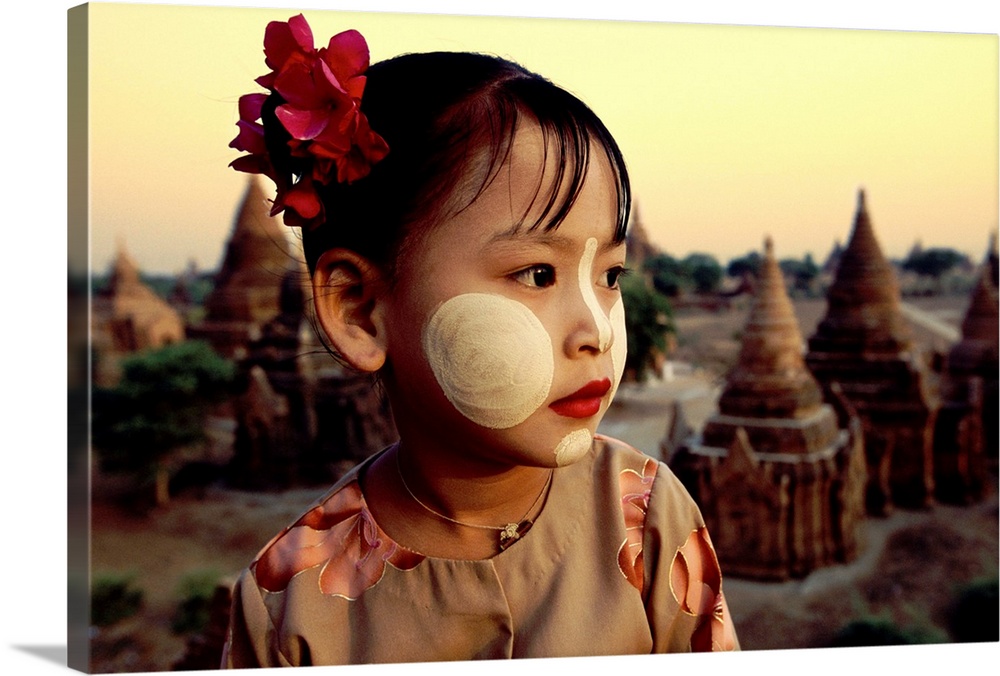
[603,266,629,289]
[513,264,556,288]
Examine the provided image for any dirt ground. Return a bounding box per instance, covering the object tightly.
[87,296,998,672]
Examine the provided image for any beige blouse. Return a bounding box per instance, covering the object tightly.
[222,435,738,667]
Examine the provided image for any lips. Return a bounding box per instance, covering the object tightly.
[549,378,612,418]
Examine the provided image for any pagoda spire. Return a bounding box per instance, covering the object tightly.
[107,240,143,292]
[189,174,300,359]
[810,187,911,354]
[964,264,998,338]
[717,236,823,420]
[986,231,998,289]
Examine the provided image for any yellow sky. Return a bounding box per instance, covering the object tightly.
[85,2,998,274]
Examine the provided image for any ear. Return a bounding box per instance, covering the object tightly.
[312,248,388,372]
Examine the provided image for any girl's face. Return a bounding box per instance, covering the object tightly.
[379,123,627,470]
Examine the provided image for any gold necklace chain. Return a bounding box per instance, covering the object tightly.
[394,448,553,551]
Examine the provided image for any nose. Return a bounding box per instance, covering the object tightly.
[563,238,614,358]
[563,309,612,357]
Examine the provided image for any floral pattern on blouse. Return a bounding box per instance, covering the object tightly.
[617,457,659,591]
[252,481,424,600]
[669,527,738,651]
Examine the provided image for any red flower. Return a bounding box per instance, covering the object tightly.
[256,14,315,90]
[229,14,389,229]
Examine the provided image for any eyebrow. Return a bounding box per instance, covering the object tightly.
[485,228,622,254]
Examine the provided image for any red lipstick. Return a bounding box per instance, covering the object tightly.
[549,378,612,418]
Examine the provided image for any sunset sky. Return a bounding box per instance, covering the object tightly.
[85,2,998,276]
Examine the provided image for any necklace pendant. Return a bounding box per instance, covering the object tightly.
[498,522,521,551]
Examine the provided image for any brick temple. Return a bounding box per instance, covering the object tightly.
[932,240,999,503]
[668,237,866,580]
[805,189,937,515]
[229,258,398,489]
[189,176,296,360]
[91,242,186,386]
[180,175,398,487]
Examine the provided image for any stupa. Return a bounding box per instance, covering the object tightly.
[229,261,397,488]
[987,232,999,288]
[668,238,866,580]
[625,201,658,271]
[932,243,999,503]
[805,189,936,515]
[91,242,186,386]
[189,176,295,360]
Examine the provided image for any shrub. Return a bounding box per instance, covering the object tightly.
[947,577,999,643]
[828,615,943,648]
[91,572,143,627]
[172,569,223,635]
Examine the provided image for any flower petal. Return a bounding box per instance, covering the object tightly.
[237,93,267,123]
[354,114,390,161]
[255,71,276,91]
[275,105,331,141]
[286,14,315,52]
[312,57,351,100]
[311,112,357,156]
[229,119,266,154]
[323,29,370,86]
[343,74,366,102]
[283,180,323,219]
[262,14,315,72]
[229,154,267,175]
[273,60,323,109]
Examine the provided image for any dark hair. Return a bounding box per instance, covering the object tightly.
[265,51,631,277]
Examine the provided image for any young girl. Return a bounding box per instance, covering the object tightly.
[222,14,738,667]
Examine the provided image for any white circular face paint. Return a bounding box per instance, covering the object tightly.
[609,297,627,400]
[554,429,594,466]
[422,293,554,429]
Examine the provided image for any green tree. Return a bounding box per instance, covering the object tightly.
[902,247,969,290]
[681,253,723,294]
[726,252,762,280]
[92,340,235,507]
[779,253,820,294]
[644,252,724,296]
[620,275,675,381]
[643,253,686,297]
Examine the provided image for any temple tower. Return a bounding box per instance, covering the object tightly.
[805,189,936,515]
[230,262,397,488]
[669,238,866,580]
[625,201,658,271]
[986,231,998,288]
[189,176,295,360]
[933,242,999,503]
[92,242,186,386]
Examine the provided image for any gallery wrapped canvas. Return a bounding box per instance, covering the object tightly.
[62,2,997,674]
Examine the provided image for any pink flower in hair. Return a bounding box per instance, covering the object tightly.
[229,14,389,229]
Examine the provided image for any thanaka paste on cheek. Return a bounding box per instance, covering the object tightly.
[609,297,627,400]
[422,293,554,429]
[554,429,594,466]
[579,238,613,351]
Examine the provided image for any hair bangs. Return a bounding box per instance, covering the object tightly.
[454,76,631,244]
